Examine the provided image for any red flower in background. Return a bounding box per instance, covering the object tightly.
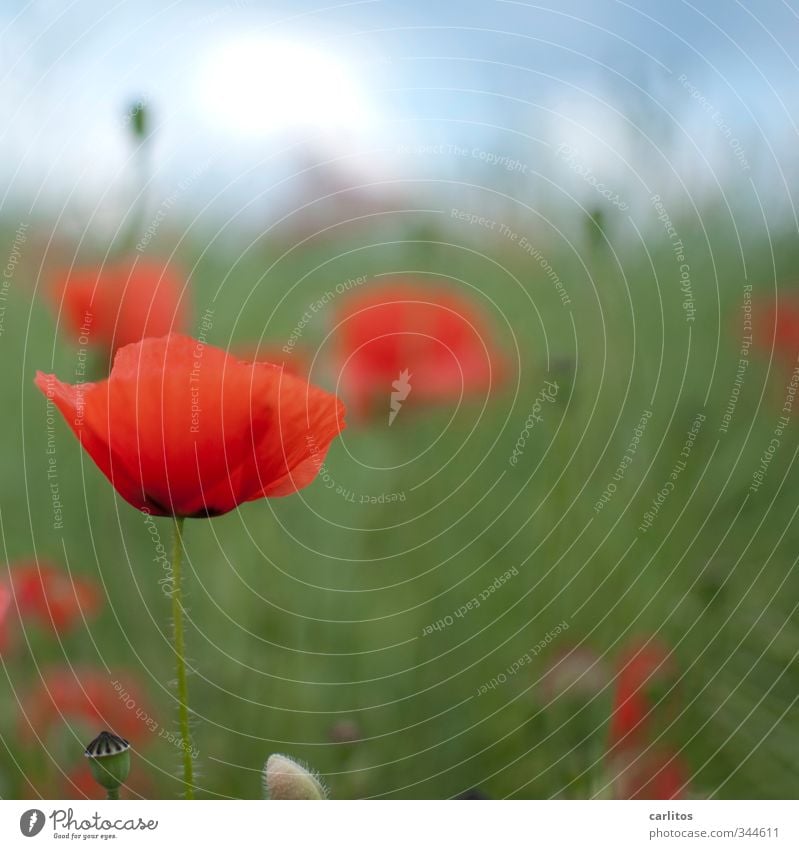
[22,667,154,745]
[0,581,11,653]
[20,668,158,799]
[605,639,688,799]
[7,560,101,634]
[752,294,799,367]
[50,260,187,355]
[335,281,508,419]
[608,748,688,800]
[609,639,675,748]
[35,334,345,518]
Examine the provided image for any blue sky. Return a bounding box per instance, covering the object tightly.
[3,0,799,225]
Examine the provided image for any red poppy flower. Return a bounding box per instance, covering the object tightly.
[335,281,507,419]
[609,639,675,749]
[50,259,187,355]
[751,294,799,367]
[0,581,11,653]
[8,560,101,634]
[35,334,346,517]
[607,748,689,799]
[22,667,154,745]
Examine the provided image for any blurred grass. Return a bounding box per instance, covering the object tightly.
[0,202,798,799]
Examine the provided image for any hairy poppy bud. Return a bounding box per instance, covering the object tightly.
[263,754,328,800]
[85,731,131,798]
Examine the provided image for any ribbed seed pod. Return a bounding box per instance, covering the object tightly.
[85,731,131,797]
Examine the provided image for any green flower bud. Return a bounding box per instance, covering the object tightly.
[85,731,131,797]
[126,99,149,141]
[263,754,327,800]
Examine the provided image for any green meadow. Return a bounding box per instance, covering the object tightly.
[1,200,797,800]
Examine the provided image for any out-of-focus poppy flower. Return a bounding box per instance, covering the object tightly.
[35,334,346,518]
[235,343,310,377]
[335,281,507,420]
[609,639,676,749]
[751,294,799,367]
[7,560,101,634]
[607,748,689,799]
[22,667,154,746]
[603,640,690,798]
[21,669,159,800]
[0,581,11,653]
[50,260,187,355]
[539,645,610,703]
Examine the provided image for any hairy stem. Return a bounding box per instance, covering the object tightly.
[171,516,194,799]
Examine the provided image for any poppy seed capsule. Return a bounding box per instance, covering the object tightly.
[85,731,131,794]
[263,754,328,800]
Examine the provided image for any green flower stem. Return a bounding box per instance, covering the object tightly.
[106,787,120,800]
[171,516,194,799]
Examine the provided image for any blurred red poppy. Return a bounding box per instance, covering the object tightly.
[35,333,346,517]
[609,639,676,749]
[752,294,799,367]
[50,259,187,355]
[0,581,11,653]
[22,667,154,745]
[607,748,689,800]
[7,560,101,634]
[335,281,507,419]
